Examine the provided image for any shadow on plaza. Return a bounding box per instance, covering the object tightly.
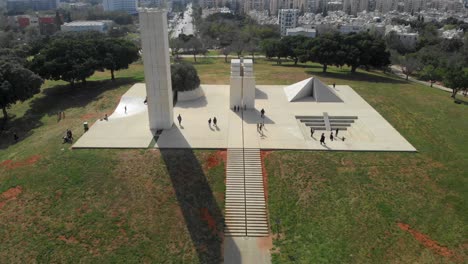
[160,133,239,263]
[0,77,138,149]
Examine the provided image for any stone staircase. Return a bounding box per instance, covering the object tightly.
[224,148,269,237]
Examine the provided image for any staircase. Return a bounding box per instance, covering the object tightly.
[224,148,269,237]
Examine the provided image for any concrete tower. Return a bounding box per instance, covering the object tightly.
[230,58,256,109]
[139,9,174,131]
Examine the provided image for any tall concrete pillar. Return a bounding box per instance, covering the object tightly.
[230,59,242,108]
[139,9,173,131]
[242,59,255,108]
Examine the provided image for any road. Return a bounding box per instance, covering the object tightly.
[172,3,194,38]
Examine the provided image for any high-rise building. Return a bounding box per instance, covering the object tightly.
[103,0,138,13]
[279,9,299,36]
[270,0,304,15]
[7,0,59,12]
[244,0,265,13]
[375,0,398,13]
[343,0,369,15]
[404,0,426,13]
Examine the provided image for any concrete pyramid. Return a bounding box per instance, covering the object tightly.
[284,77,343,103]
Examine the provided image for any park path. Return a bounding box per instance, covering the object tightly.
[390,65,456,94]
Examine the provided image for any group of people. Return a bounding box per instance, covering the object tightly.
[311,128,345,145]
[176,114,219,128]
[62,129,73,144]
[208,117,218,127]
[233,105,246,112]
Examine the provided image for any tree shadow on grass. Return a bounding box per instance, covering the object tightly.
[306,70,408,84]
[270,63,323,69]
[160,145,238,263]
[0,77,140,149]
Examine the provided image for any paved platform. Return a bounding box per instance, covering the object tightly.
[73,83,416,152]
[156,84,416,152]
[72,84,154,149]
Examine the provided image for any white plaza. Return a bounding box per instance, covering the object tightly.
[74,82,416,152]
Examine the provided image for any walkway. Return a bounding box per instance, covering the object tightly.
[391,65,456,94]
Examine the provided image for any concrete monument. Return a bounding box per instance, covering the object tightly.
[230,58,256,109]
[139,9,174,130]
[284,77,343,102]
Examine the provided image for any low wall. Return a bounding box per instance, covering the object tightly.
[178,86,204,101]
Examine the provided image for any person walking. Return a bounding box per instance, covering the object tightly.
[177,114,182,126]
[213,117,217,127]
[330,132,334,141]
[310,127,314,137]
[13,133,18,143]
[125,106,127,114]
[333,83,336,88]
[335,128,339,137]
[320,133,325,145]
[208,118,212,126]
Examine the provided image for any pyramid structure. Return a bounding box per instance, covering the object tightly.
[284,77,343,103]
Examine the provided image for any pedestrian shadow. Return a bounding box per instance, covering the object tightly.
[160,137,239,263]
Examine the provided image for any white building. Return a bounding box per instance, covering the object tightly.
[279,9,299,36]
[61,20,113,32]
[103,0,137,13]
[339,24,365,34]
[286,27,316,37]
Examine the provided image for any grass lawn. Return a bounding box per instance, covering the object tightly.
[0,58,467,263]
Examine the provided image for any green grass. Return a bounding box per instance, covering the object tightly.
[1,58,467,263]
[0,63,225,262]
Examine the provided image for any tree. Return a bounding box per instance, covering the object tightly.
[30,32,102,87]
[280,35,308,65]
[419,65,442,86]
[221,46,232,63]
[400,54,421,80]
[170,37,184,59]
[443,67,468,98]
[310,33,342,72]
[343,32,390,73]
[230,39,244,59]
[171,63,201,92]
[96,38,139,81]
[0,59,43,120]
[186,37,205,62]
[245,38,259,62]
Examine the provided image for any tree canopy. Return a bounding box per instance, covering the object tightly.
[261,32,390,73]
[30,32,139,86]
[0,51,43,120]
[171,63,200,92]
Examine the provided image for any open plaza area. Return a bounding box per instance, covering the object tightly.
[74,83,416,152]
